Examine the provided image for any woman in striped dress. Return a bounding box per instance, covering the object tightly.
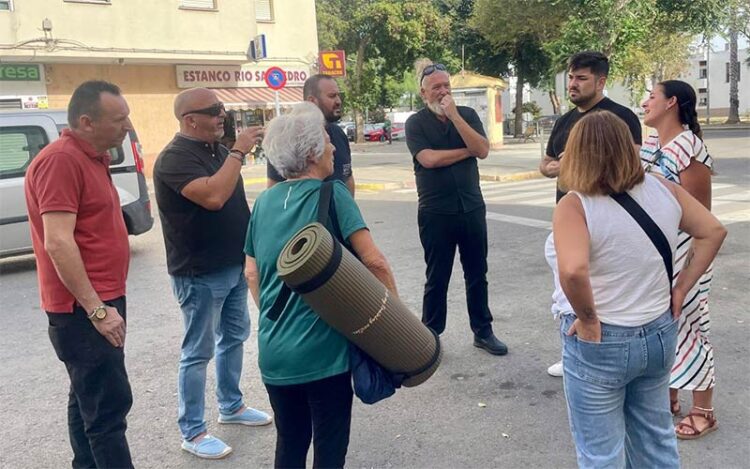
[641,80,717,440]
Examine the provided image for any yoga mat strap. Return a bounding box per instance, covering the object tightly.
[317,180,334,227]
[268,283,292,321]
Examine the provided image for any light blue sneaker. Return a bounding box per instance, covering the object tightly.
[181,434,232,459]
[218,407,273,426]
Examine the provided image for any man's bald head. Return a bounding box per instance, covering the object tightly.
[173,88,218,120]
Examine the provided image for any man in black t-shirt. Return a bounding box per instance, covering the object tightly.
[154,88,272,460]
[267,74,355,195]
[405,62,508,356]
[539,52,642,378]
[540,51,642,203]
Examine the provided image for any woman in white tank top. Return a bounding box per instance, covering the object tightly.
[550,110,725,468]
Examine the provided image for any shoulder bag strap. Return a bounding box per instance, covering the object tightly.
[610,192,673,282]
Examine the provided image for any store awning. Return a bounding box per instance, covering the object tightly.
[213,87,303,111]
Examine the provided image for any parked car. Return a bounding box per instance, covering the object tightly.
[364,123,387,142]
[391,125,405,140]
[0,109,154,258]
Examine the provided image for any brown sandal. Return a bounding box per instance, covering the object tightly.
[676,406,718,440]
[670,399,681,416]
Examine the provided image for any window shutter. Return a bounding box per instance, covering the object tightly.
[256,0,273,21]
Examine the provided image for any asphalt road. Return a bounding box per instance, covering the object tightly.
[0,133,748,468]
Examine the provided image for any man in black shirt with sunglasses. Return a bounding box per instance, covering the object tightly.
[405,62,508,356]
[154,88,272,459]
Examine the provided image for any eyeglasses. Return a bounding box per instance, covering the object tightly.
[181,102,225,118]
[420,63,447,83]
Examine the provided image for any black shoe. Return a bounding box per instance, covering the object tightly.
[473,334,508,356]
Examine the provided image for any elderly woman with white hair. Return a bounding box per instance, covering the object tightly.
[244,102,398,468]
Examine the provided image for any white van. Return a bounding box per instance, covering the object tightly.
[0,109,153,258]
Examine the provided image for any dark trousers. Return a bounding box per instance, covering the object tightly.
[418,206,494,337]
[47,296,133,469]
[265,372,353,469]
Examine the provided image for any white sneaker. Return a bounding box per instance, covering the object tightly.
[547,360,563,377]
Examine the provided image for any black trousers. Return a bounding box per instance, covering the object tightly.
[47,296,133,469]
[418,206,494,337]
[265,372,353,469]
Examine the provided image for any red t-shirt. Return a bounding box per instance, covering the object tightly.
[25,129,130,313]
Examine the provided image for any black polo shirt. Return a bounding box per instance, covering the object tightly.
[546,97,642,202]
[153,134,250,276]
[405,106,486,214]
[267,122,353,183]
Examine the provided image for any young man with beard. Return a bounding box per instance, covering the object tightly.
[267,74,355,195]
[153,88,272,459]
[405,61,508,356]
[539,51,642,377]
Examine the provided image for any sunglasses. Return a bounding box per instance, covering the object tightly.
[420,63,447,83]
[181,102,225,117]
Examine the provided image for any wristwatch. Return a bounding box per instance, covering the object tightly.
[88,304,107,321]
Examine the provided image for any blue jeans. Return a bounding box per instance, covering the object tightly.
[560,311,679,469]
[170,264,251,440]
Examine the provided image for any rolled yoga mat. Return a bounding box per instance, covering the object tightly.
[277,222,442,387]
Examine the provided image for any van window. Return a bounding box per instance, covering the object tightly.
[0,126,49,179]
[55,123,125,166]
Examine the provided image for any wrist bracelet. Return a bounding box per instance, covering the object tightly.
[229,149,245,163]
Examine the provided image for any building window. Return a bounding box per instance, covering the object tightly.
[256,0,273,21]
[699,68,707,79]
[698,88,707,94]
[699,97,707,106]
[63,0,111,4]
[0,0,13,11]
[179,0,216,10]
[726,62,741,83]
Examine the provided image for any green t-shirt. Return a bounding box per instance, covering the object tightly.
[245,179,367,385]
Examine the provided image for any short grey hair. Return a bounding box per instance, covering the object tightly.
[264,102,326,179]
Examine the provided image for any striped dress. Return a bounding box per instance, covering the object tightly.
[641,130,715,391]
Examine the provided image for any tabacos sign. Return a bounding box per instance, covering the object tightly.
[176,65,309,88]
[0,64,42,81]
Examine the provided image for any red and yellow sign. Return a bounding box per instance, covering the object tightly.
[319,50,346,77]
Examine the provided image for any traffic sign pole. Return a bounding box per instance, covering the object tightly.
[275,90,280,117]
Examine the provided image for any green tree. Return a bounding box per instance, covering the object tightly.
[316,0,452,142]
[472,0,565,136]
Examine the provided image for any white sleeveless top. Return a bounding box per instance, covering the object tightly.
[547,174,682,327]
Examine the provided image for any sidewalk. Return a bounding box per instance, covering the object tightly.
[241,141,547,192]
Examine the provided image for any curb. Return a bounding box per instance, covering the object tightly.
[355,181,404,191]
[243,177,267,186]
[479,170,543,183]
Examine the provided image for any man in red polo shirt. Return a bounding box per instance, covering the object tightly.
[25,80,134,469]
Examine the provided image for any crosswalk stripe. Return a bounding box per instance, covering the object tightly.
[716,208,750,225]
[486,211,552,230]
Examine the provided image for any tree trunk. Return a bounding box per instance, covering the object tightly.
[548,90,560,115]
[726,26,740,124]
[514,72,525,137]
[354,39,368,143]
